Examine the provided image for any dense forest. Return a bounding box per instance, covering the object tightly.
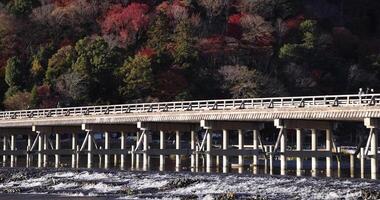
[0,0,380,110]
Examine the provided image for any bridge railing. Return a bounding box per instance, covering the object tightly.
[0,93,379,120]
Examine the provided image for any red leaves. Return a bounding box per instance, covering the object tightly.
[227,13,243,39]
[101,3,150,45]
[284,15,304,30]
[137,47,156,59]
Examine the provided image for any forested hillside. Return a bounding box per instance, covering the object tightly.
[0,0,379,110]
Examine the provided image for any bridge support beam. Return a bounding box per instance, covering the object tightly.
[201,120,264,173]
[120,131,125,170]
[326,129,332,177]
[222,129,229,173]
[253,130,258,166]
[159,130,165,171]
[10,134,15,168]
[26,134,31,168]
[364,118,379,180]
[311,129,318,176]
[296,129,303,176]
[72,133,77,168]
[142,131,149,171]
[104,131,109,169]
[87,132,93,169]
[190,130,196,171]
[55,132,60,168]
[275,119,334,177]
[2,136,7,167]
[176,131,181,171]
[135,132,140,169]
[238,129,244,168]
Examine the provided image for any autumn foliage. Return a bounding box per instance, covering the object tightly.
[101,3,150,46]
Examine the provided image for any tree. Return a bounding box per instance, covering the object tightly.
[101,3,150,47]
[119,54,153,101]
[218,65,286,98]
[55,70,90,105]
[45,45,77,85]
[3,91,31,110]
[30,85,39,108]
[240,14,274,46]
[73,36,121,103]
[172,20,198,69]
[5,56,24,91]
[6,0,39,17]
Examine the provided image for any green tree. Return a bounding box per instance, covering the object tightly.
[30,85,39,108]
[172,20,198,69]
[6,0,39,17]
[73,36,122,103]
[45,45,77,85]
[119,54,153,100]
[147,12,171,55]
[5,56,24,96]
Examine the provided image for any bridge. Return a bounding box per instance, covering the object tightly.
[0,93,379,179]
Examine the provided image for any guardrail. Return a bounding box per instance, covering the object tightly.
[0,93,379,120]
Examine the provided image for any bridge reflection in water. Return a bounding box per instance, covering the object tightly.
[0,93,379,180]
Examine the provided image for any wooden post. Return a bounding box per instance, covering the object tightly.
[296,129,303,176]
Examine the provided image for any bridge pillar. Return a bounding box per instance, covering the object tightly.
[136,131,140,169]
[190,130,196,171]
[206,130,213,173]
[55,132,60,168]
[43,133,48,168]
[326,129,332,177]
[364,118,379,180]
[238,129,244,169]
[360,147,365,178]
[296,129,303,176]
[10,134,15,168]
[159,130,165,171]
[104,131,109,169]
[120,131,125,170]
[222,129,229,173]
[142,131,149,171]
[2,136,7,167]
[176,131,181,171]
[350,154,355,178]
[87,132,93,169]
[37,132,42,168]
[72,133,77,168]
[280,129,287,175]
[253,130,258,166]
[311,129,318,176]
[26,134,31,168]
